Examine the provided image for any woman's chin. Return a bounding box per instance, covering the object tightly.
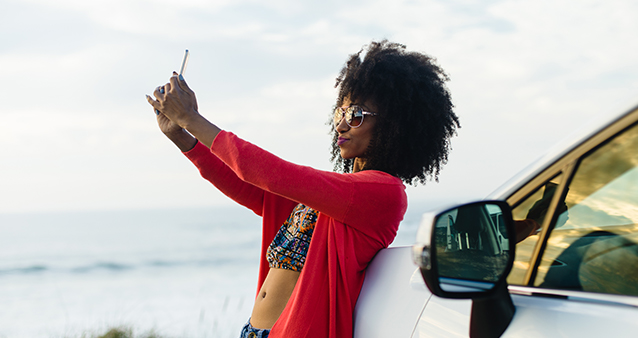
[339,150,354,160]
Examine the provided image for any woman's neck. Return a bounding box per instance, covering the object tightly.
[353,157,367,173]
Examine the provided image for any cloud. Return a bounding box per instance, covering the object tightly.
[2,0,638,212]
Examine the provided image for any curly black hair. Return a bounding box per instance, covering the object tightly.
[330,40,460,185]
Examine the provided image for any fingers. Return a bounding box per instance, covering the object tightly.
[153,85,163,99]
[171,70,192,92]
[169,74,180,92]
[151,86,164,115]
[169,73,191,94]
[146,94,161,115]
[153,81,173,98]
[148,71,191,116]
[158,72,190,97]
[151,80,173,114]
[146,94,156,106]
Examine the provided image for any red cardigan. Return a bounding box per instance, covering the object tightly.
[184,131,407,337]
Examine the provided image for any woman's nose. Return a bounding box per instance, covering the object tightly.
[336,115,350,133]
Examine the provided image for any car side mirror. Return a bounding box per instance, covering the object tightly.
[412,201,516,338]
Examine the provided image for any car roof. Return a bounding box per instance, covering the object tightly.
[487,102,638,201]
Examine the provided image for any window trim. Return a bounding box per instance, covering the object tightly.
[506,108,638,287]
[509,285,638,308]
[524,161,576,286]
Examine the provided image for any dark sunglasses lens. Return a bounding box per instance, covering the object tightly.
[347,106,364,127]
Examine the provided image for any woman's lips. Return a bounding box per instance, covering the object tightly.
[338,137,349,146]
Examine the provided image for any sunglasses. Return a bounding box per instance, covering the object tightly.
[333,105,378,128]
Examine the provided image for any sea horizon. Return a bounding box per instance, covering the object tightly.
[0,205,422,337]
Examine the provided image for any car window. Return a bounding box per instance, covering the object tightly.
[534,122,638,296]
[507,175,563,285]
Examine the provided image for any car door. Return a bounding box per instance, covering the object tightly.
[414,109,638,337]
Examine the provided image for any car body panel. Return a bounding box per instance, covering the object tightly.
[414,296,471,337]
[413,288,638,337]
[502,293,638,337]
[353,247,431,337]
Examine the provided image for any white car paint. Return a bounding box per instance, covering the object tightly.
[415,296,470,337]
[353,247,431,337]
[412,287,638,337]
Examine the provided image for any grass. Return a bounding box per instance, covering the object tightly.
[79,326,166,338]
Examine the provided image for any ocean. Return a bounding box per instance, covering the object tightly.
[0,205,421,338]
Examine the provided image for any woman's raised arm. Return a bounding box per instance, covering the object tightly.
[148,74,293,216]
[210,131,407,240]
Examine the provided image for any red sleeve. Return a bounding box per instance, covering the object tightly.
[185,141,299,297]
[184,141,289,216]
[210,131,407,240]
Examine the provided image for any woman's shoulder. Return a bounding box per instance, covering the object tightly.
[347,170,407,202]
[350,170,404,185]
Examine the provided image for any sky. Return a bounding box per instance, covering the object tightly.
[1,0,638,214]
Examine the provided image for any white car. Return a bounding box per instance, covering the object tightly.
[353,104,638,337]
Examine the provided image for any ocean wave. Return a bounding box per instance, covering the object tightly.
[0,265,48,275]
[0,257,254,276]
[71,262,133,273]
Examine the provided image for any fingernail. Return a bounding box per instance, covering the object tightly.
[179,74,184,81]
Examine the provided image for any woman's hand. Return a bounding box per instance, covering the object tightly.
[147,72,199,129]
[147,72,221,148]
[156,110,183,135]
[146,72,199,151]
[155,111,197,152]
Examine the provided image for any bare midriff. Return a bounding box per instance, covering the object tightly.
[249,267,301,329]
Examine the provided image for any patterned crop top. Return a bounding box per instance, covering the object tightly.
[266,203,318,272]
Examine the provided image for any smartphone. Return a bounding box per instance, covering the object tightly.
[155,50,189,115]
[179,49,190,76]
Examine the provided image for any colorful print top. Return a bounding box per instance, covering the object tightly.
[266,204,318,271]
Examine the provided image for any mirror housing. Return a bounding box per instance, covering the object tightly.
[412,201,516,338]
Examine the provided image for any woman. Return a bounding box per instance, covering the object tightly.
[146,40,459,337]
